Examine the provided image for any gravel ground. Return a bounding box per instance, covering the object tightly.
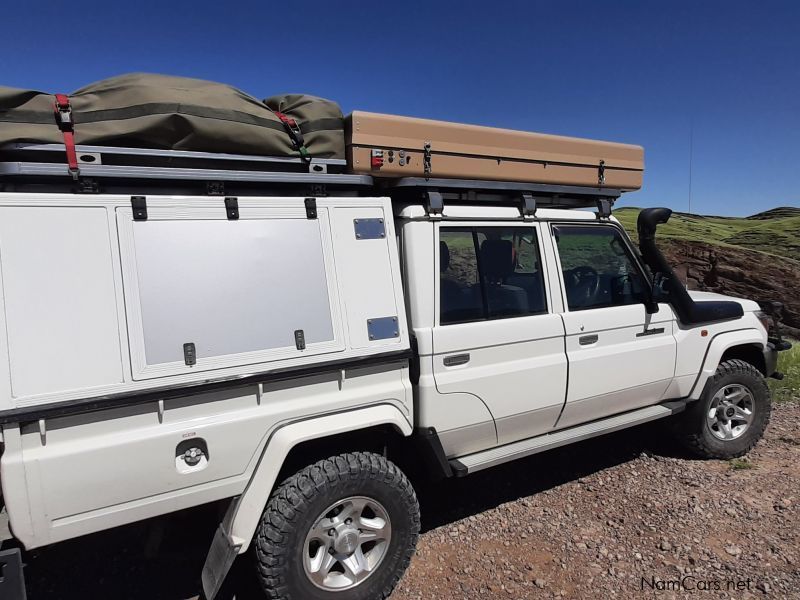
[18,400,799,599]
[394,400,800,600]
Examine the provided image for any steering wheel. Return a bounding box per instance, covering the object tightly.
[568,266,601,305]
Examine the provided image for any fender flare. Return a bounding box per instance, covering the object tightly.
[225,403,412,553]
[689,328,764,400]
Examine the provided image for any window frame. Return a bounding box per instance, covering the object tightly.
[550,221,653,313]
[436,222,551,327]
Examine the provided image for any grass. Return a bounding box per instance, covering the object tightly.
[729,458,756,471]
[613,206,800,262]
[769,341,800,403]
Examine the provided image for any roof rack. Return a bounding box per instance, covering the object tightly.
[0,144,620,212]
[382,177,619,213]
[0,143,371,193]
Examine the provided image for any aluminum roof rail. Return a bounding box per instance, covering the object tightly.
[381,177,621,211]
[0,143,372,195]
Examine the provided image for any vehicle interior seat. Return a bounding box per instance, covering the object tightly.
[479,239,529,316]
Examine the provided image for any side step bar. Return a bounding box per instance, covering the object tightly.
[450,401,686,476]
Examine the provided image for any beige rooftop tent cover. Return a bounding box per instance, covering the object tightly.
[346,111,644,190]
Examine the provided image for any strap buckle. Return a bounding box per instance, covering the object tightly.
[53,94,74,132]
[53,93,80,180]
[273,110,310,160]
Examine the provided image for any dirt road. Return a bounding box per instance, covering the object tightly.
[20,401,799,599]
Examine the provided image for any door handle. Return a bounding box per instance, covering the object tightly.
[578,334,599,346]
[443,353,470,367]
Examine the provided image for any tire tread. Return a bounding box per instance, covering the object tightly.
[254,451,419,600]
[681,359,771,459]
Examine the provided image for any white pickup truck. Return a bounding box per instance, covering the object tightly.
[0,144,789,600]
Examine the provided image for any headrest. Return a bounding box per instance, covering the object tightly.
[480,239,515,279]
[440,240,450,272]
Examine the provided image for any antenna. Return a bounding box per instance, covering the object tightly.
[688,117,694,215]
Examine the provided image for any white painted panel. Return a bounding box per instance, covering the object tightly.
[330,206,403,349]
[131,218,334,365]
[0,207,123,398]
[561,304,676,403]
[434,314,567,445]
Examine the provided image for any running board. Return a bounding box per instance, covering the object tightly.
[450,402,684,476]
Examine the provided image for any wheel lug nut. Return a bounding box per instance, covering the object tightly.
[328,529,335,536]
[345,518,352,525]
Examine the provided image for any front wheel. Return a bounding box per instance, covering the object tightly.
[675,359,771,459]
[254,452,419,600]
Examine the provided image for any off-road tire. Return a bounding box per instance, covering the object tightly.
[254,452,420,600]
[675,359,771,459]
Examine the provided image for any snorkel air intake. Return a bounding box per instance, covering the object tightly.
[637,208,743,325]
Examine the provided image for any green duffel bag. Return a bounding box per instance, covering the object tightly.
[0,73,345,159]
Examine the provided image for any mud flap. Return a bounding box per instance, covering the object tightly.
[0,548,26,600]
[201,525,241,600]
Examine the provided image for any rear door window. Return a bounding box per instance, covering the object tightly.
[439,227,548,325]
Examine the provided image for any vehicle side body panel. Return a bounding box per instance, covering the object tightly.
[1,362,412,549]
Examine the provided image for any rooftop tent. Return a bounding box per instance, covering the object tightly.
[0,73,345,159]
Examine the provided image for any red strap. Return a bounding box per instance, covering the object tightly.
[272,110,297,128]
[53,94,79,179]
[270,109,309,159]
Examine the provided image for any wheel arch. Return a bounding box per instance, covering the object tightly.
[689,329,765,400]
[226,403,412,554]
[720,344,766,376]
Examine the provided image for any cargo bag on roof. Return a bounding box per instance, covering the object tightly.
[347,111,644,190]
[0,73,345,160]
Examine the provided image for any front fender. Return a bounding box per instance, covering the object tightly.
[225,403,412,553]
[689,328,764,400]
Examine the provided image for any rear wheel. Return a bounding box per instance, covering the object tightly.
[675,359,771,459]
[254,452,419,600]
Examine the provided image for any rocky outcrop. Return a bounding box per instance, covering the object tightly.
[660,239,800,338]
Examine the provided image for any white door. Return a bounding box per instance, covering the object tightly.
[550,223,677,429]
[432,223,568,449]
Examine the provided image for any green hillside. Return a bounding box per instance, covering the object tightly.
[613,206,800,262]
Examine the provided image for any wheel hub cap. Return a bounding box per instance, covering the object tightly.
[706,383,755,441]
[303,496,392,591]
[334,529,360,555]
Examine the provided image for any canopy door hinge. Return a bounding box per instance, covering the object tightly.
[131,196,148,221]
[304,198,318,219]
[224,197,239,220]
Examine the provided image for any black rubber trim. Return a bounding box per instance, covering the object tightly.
[0,548,26,600]
[412,427,454,479]
[449,459,468,478]
[661,399,689,415]
[0,349,413,425]
[636,327,665,337]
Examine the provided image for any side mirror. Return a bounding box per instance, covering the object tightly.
[646,273,669,313]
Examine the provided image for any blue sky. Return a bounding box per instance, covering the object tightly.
[3,0,798,216]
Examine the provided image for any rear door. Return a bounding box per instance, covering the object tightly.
[550,223,676,428]
[432,223,567,448]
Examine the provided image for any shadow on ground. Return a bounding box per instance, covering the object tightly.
[19,421,678,600]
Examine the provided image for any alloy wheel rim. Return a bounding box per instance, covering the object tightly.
[706,383,755,441]
[302,495,392,591]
